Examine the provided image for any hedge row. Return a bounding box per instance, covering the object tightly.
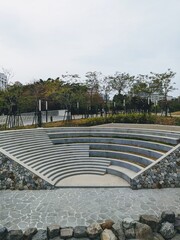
[44,113,180,128]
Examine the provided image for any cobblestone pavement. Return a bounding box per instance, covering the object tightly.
[0,188,180,230]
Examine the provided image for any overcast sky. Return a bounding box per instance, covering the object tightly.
[0,0,180,96]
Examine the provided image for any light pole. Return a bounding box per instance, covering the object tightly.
[123,99,126,113]
[113,101,116,115]
[155,100,158,115]
[45,101,48,123]
[38,99,42,127]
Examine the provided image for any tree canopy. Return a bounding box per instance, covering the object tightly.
[0,69,178,116]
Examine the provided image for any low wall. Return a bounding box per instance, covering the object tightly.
[0,211,179,240]
[131,144,180,189]
[0,154,53,190]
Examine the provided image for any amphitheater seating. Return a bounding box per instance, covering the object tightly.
[0,126,179,187]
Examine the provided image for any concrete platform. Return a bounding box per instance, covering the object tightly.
[55,174,130,187]
[95,123,180,132]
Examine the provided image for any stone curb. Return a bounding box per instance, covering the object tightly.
[0,211,179,240]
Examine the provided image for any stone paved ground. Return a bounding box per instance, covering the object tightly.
[0,188,180,230]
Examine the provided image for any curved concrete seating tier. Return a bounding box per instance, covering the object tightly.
[107,165,135,183]
[0,126,179,187]
[48,131,178,145]
[10,144,89,157]
[38,159,111,173]
[53,170,106,186]
[89,143,163,158]
[51,137,172,152]
[47,127,180,145]
[89,150,153,167]
[46,126,180,138]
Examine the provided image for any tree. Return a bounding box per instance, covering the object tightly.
[149,69,176,116]
[100,76,112,115]
[130,74,150,97]
[109,72,135,95]
[2,67,14,85]
[85,71,102,116]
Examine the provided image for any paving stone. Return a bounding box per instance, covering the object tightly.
[159,222,176,240]
[124,227,135,239]
[0,189,180,231]
[101,229,117,240]
[47,225,60,239]
[87,223,103,239]
[174,215,180,233]
[135,222,153,240]
[139,214,161,232]
[171,233,180,240]
[32,230,47,240]
[112,221,125,240]
[161,211,176,223]
[100,220,115,230]
[0,227,8,240]
[153,233,165,240]
[49,237,61,240]
[60,227,74,239]
[74,226,88,238]
[122,218,136,229]
[7,230,23,240]
[23,228,38,240]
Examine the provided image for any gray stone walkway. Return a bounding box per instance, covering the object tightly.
[0,188,180,230]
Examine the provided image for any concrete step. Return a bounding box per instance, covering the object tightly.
[0,139,51,147]
[37,159,111,173]
[54,170,105,186]
[50,167,106,180]
[18,148,89,161]
[31,157,111,169]
[89,143,162,159]
[23,152,89,164]
[0,127,178,187]
[110,158,143,172]
[86,157,142,172]
[42,162,110,176]
[52,169,106,184]
[46,127,180,138]
[51,137,172,152]
[90,127,180,138]
[0,141,49,150]
[107,165,136,183]
[90,150,153,167]
[47,131,179,145]
[12,144,89,157]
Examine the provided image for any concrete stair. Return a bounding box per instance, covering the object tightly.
[0,126,179,187]
[46,126,180,185]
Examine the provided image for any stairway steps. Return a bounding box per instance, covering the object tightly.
[54,170,105,186]
[42,162,110,176]
[107,165,136,183]
[50,137,173,152]
[90,150,153,167]
[48,131,179,145]
[31,157,111,169]
[37,159,111,172]
[0,127,179,187]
